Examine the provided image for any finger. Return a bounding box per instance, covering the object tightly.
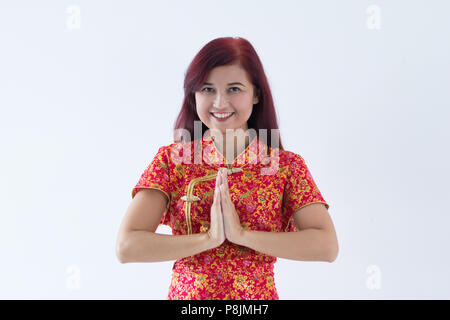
[221,170,228,194]
[224,171,228,187]
[214,173,221,203]
[216,179,219,190]
[219,169,224,188]
[221,170,229,197]
[218,182,222,209]
[217,171,222,190]
[223,170,228,191]
[220,185,226,209]
[219,183,224,202]
[221,169,227,187]
[220,184,228,205]
[216,172,220,188]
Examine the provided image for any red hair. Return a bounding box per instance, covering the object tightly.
[173,36,284,151]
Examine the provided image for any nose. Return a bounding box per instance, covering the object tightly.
[213,93,230,109]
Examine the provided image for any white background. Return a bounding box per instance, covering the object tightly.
[1,0,449,299]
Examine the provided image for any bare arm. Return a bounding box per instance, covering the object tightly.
[115,189,215,263]
[235,203,339,262]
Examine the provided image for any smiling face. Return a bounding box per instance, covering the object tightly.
[195,63,259,135]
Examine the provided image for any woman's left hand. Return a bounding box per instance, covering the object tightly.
[218,168,245,244]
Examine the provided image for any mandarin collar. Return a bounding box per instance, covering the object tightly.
[201,130,271,168]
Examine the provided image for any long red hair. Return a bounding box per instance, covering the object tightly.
[173,36,284,151]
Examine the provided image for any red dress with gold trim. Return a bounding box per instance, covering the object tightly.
[131,131,330,300]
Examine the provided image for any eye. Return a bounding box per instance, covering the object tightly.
[201,87,241,93]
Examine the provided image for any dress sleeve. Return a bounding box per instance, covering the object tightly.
[282,153,330,232]
[131,146,172,226]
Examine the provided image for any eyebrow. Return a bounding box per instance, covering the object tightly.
[203,82,246,87]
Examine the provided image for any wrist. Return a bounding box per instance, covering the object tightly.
[205,231,220,250]
[233,227,247,247]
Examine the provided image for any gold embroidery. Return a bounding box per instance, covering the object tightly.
[180,195,201,202]
[228,167,243,174]
[181,167,242,234]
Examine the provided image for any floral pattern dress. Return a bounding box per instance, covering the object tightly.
[131,130,330,300]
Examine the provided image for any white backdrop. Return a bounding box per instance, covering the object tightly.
[1,0,449,299]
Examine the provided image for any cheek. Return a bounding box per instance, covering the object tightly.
[195,97,210,119]
[233,102,253,118]
[233,95,253,111]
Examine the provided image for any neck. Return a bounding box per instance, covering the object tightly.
[211,129,254,165]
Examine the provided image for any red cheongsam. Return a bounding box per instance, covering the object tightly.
[131,130,330,299]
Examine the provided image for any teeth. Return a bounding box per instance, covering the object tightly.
[212,112,234,119]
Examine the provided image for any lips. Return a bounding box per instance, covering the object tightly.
[210,112,234,120]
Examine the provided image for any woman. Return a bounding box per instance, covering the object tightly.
[116,37,339,300]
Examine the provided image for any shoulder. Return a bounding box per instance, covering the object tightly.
[279,149,303,162]
[154,141,189,157]
[156,141,196,167]
[277,149,306,171]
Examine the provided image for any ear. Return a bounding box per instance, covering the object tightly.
[253,88,260,105]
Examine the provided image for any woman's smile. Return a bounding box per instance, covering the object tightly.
[210,112,235,121]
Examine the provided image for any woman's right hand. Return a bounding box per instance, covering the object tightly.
[207,170,226,248]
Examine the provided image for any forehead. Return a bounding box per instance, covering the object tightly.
[205,64,250,84]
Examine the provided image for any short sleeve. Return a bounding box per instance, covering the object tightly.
[131,146,172,226]
[282,153,330,232]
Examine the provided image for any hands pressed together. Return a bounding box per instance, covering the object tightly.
[207,168,245,247]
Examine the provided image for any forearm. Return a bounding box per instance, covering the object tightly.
[237,228,337,262]
[117,230,214,263]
